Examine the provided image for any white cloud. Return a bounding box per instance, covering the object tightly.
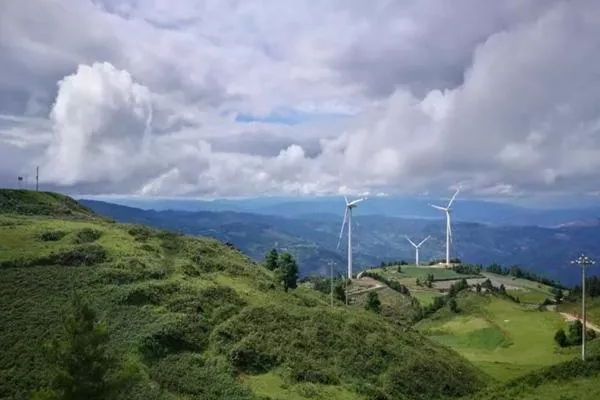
[1,0,600,199]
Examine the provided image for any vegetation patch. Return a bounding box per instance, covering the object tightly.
[0,243,108,268]
[139,315,210,361]
[38,230,67,242]
[149,353,253,400]
[119,281,181,306]
[73,227,103,244]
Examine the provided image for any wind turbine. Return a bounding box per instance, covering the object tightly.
[430,188,460,267]
[337,196,367,279]
[405,235,431,266]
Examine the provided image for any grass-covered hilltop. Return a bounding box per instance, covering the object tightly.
[1,189,600,400]
[0,189,485,400]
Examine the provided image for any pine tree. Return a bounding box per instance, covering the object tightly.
[33,294,138,400]
[277,252,299,292]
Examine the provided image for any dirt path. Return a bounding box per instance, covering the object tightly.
[559,312,600,333]
[348,284,385,296]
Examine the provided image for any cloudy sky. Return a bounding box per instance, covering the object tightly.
[2,0,600,199]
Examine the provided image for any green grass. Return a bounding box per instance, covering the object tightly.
[0,190,488,400]
[418,293,577,382]
[373,266,476,281]
[467,352,600,400]
[412,290,443,307]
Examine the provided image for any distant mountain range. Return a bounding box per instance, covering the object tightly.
[81,199,600,286]
[79,195,600,228]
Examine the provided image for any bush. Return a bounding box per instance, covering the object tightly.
[365,292,382,314]
[554,328,568,347]
[120,282,181,305]
[73,228,102,244]
[148,354,253,400]
[139,315,210,361]
[127,225,153,241]
[229,344,277,374]
[39,230,66,242]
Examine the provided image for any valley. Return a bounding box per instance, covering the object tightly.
[1,189,600,400]
[80,199,600,286]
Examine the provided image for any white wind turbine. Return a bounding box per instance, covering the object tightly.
[405,235,431,266]
[430,188,460,267]
[337,196,367,279]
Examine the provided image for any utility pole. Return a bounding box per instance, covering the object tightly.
[35,166,39,192]
[571,254,596,361]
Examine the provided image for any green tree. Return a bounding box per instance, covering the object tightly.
[568,320,583,345]
[365,291,381,313]
[448,298,459,313]
[277,252,299,292]
[554,328,568,347]
[265,248,279,271]
[33,294,138,400]
[551,287,564,303]
[334,282,346,302]
[396,265,402,273]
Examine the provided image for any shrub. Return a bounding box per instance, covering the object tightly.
[157,230,184,254]
[51,244,108,266]
[127,225,153,241]
[120,282,180,306]
[73,228,102,244]
[139,315,210,361]
[365,292,382,314]
[39,230,66,242]
[229,340,277,374]
[149,354,253,400]
[554,328,568,347]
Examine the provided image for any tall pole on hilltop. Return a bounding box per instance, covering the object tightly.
[348,211,352,280]
[329,260,334,308]
[571,254,596,361]
[36,166,39,192]
[445,212,451,266]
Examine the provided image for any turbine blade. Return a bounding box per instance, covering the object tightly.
[348,197,367,207]
[405,236,417,247]
[418,235,431,247]
[337,208,348,249]
[447,187,460,208]
[430,204,446,211]
[344,195,349,205]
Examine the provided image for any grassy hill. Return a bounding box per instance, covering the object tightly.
[466,348,600,400]
[0,190,487,400]
[416,291,597,382]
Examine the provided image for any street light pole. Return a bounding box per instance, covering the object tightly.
[571,254,596,361]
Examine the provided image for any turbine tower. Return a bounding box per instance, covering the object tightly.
[337,196,367,279]
[405,235,431,266]
[430,188,460,267]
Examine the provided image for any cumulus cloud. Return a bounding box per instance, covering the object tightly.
[42,62,153,186]
[1,0,600,199]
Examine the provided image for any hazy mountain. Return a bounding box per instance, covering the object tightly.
[81,199,600,286]
[79,195,600,227]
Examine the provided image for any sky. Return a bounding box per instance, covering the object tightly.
[2,0,600,200]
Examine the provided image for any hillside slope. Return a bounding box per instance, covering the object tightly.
[80,199,600,286]
[0,190,487,400]
[416,292,585,382]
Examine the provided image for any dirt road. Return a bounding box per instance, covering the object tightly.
[559,312,600,333]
